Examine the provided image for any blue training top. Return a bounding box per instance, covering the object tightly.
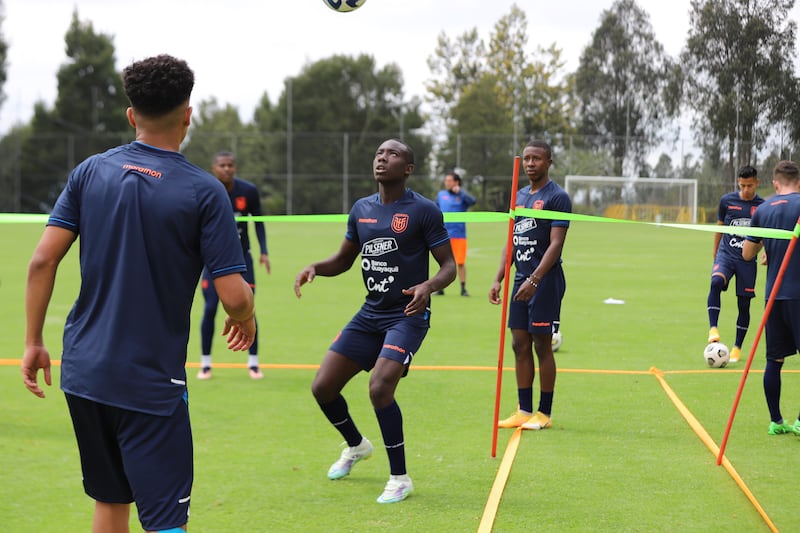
[746,192,800,300]
[346,189,450,312]
[436,188,476,239]
[716,191,764,262]
[202,177,268,284]
[512,180,572,281]
[229,177,268,257]
[49,141,247,415]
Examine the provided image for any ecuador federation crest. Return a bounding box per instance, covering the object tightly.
[391,213,409,233]
[235,196,247,212]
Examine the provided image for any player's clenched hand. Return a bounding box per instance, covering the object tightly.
[402,284,431,316]
[513,282,536,302]
[222,315,256,351]
[294,266,316,298]
[21,345,52,398]
[488,281,502,305]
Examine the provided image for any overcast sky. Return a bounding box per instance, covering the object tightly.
[1,0,798,135]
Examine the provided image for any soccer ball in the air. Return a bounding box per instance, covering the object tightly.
[552,330,563,352]
[323,0,367,12]
[704,342,730,368]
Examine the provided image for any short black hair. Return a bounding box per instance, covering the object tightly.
[122,54,194,117]
[385,138,414,165]
[525,139,552,160]
[446,171,462,184]
[773,160,800,182]
[213,150,236,164]
[737,165,757,179]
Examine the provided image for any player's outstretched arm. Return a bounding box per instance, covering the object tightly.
[294,239,359,298]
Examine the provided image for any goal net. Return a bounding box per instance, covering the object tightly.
[564,175,698,224]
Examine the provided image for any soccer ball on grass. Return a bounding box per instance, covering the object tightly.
[323,0,367,12]
[704,342,730,368]
[552,330,563,352]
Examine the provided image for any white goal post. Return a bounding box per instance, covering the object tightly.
[564,175,698,224]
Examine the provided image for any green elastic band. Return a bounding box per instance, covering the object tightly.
[5,210,795,240]
[510,207,795,240]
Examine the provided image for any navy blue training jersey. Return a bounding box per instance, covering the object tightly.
[346,189,450,312]
[229,177,268,256]
[716,191,764,262]
[747,192,800,300]
[48,141,247,415]
[512,180,572,281]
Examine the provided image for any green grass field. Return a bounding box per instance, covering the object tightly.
[1,218,797,532]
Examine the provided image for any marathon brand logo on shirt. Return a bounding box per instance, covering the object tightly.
[391,213,409,233]
[362,237,398,257]
[533,200,545,210]
[122,163,162,179]
[235,196,247,212]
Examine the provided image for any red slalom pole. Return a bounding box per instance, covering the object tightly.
[717,218,800,465]
[491,156,520,458]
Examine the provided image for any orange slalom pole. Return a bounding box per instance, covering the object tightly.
[717,218,800,465]
[491,156,521,458]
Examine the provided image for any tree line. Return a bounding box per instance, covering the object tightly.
[0,0,797,214]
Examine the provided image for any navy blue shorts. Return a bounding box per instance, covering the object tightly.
[765,299,800,360]
[711,256,757,298]
[65,392,193,531]
[507,268,566,335]
[330,308,430,371]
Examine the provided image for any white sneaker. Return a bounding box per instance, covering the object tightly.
[376,474,414,503]
[327,437,373,480]
[521,411,552,430]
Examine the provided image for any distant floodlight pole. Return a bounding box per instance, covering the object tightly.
[717,218,800,465]
[491,156,521,458]
[342,132,350,213]
[286,78,293,215]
